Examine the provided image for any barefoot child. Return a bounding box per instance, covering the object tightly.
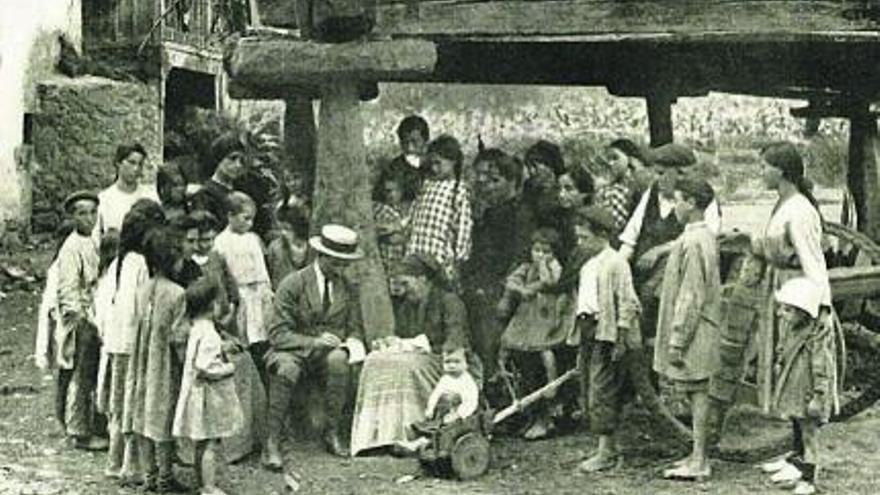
[213,192,273,388]
[654,178,721,481]
[124,227,189,492]
[571,207,642,473]
[174,280,243,495]
[762,277,840,495]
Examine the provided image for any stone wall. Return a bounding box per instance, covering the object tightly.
[32,76,161,232]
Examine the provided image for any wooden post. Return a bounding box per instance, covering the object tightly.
[284,95,318,197]
[847,109,880,242]
[310,80,394,341]
[646,93,674,147]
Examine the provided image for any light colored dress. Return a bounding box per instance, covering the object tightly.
[123,277,187,442]
[500,258,569,351]
[174,318,243,440]
[213,228,273,345]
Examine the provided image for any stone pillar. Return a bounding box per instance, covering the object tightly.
[311,81,394,341]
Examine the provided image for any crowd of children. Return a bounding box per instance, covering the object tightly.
[32,119,842,494]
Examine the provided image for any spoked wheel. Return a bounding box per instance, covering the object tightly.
[450,433,491,480]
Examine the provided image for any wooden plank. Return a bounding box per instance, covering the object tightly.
[829,265,880,299]
[226,38,437,87]
[370,0,880,38]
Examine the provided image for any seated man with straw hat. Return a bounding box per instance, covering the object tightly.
[263,224,366,468]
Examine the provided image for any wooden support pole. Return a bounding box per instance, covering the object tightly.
[310,80,394,342]
[284,95,317,197]
[847,109,880,242]
[646,93,674,147]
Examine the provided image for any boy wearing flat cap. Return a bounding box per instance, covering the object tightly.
[56,191,107,450]
[569,206,642,473]
[654,178,722,481]
[617,143,721,350]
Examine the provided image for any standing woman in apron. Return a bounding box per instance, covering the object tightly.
[744,142,842,494]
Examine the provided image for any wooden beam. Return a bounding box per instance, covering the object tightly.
[226,38,437,88]
[369,0,880,38]
[829,265,880,300]
[310,80,394,342]
[646,93,674,147]
[847,110,880,242]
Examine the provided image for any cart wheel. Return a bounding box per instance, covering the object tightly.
[450,433,490,480]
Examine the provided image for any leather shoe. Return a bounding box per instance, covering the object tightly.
[323,430,349,458]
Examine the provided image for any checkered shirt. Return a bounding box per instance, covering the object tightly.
[373,202,410,274]
[406,179,473,269]
[596,183,633,233]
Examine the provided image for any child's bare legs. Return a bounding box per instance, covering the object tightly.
[118,433,142,486]
[689,390,710,472]
[105,416,124,477]
[540,350,558,396]
[197,439,227,495]
[524,351,558,440]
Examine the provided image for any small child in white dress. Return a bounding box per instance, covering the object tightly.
[174,281,243,495]
[399,347,479,453]
[212,191,273,387]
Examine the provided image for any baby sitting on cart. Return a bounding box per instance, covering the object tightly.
[398,346,479,452]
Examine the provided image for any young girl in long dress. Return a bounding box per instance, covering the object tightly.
[124,227,188,492]
[174,280,243,495]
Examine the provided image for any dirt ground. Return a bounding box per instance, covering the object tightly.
[2,271,880,494]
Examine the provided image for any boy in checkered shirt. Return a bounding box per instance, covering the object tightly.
[406,135,473,284]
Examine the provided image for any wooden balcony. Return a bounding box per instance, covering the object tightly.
[82,0,248,54]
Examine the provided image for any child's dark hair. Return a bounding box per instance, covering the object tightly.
[427,135,464,181]
[276,204,310,240]
[531,227,560,254]
[525,140,565,177]
[396,115,430,142]
[188,210,219,233]
[186,279,218,318]
[227,191,256,216]
[608,138,648,165]
[674,178,715,210]
[116,199,166,287]
[143,227,180,278]
[98,229,120,275]
[156,162,185,207]
[473,148,524,188]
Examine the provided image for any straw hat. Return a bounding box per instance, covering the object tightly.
[309,224,364,260]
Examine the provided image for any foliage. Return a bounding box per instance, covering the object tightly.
[363,85,850,194]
